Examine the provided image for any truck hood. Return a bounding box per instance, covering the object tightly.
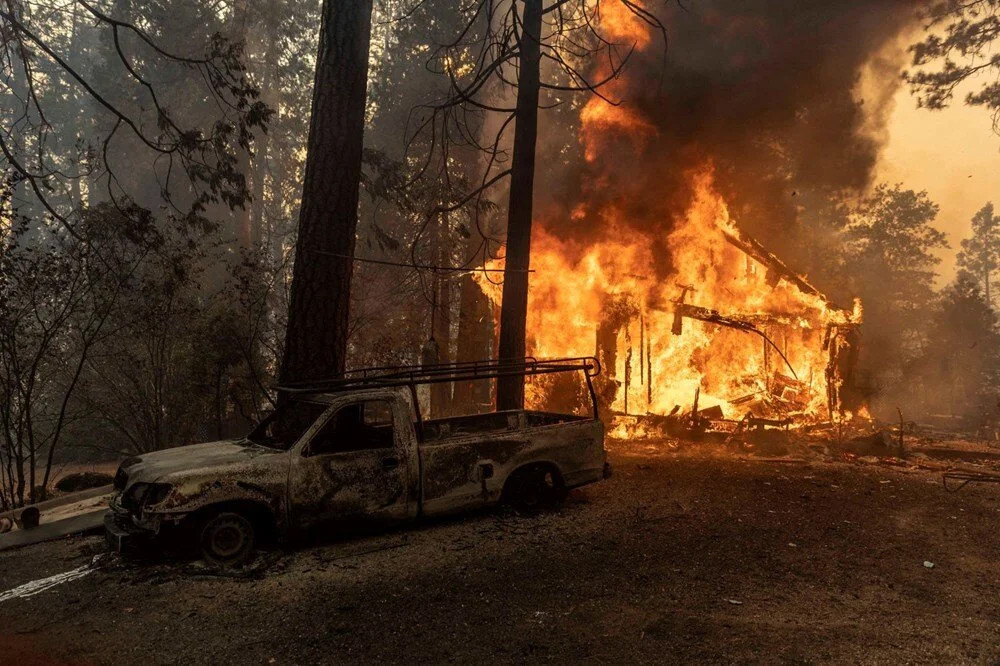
[119,440,275,485]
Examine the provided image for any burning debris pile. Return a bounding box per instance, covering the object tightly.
[476,172,863,436]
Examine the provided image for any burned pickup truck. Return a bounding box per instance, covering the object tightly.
[105,358,609,565]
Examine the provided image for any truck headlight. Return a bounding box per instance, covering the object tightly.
[127,482,173,509]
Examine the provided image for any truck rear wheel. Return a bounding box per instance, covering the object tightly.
[503,465,566,514]
[199,511,256,567]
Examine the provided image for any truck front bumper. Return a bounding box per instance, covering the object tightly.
[104,509,148,553]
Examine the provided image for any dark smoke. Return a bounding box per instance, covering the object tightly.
[536,0,921,281]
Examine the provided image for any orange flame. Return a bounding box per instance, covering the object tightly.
[476,170,860,422]
[579,99,656,162]
[474,0,860,425]
[599,0,653,50]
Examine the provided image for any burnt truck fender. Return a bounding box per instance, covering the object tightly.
[106,480,284,554]
[496,421,606,495]
[493,424,607,490]
[147,478,285,534]
[419,418,606,516]
[108,440,291,545]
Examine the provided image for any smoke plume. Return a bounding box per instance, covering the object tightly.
[536,1,921,279]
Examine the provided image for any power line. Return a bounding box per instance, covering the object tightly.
[308,249,533,273]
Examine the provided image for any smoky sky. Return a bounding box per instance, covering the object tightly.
[535,0,922,275]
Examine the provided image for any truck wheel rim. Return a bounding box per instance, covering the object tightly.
[210,519,247,558]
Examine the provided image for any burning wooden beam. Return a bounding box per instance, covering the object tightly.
[722,229,823,299]
[670,302,802,380]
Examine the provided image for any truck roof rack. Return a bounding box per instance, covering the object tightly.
[276,357,602,429]
[276,356,601,394]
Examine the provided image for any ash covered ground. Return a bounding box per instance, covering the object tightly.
[2,438,999,664]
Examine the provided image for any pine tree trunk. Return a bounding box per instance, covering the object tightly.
[495,0,542,411]
[431,214,453,417]
[280,0,374,385]
[68,1,83,208]
[234,156,253,246]
[455,238,493,411]
[225,0,254,247]
[989,211,996,309]
[250,126,269,246]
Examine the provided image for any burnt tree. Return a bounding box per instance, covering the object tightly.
[495,0,542,410]
[281,0,374,384]
[410,0,666,410]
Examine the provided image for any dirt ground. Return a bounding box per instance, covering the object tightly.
[2,438,999,665]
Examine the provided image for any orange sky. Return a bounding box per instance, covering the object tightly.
[875,70,1000,286]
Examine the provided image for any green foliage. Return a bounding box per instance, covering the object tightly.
[0,202,170,507]
[957,202,999,306]
[0,0,272,235]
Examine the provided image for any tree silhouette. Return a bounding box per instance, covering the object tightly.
[957,202,999,308]
[845,184,948,400]
[0,0,270,237]
[907,1,1000,136]
[919,271,1000,418]
[280,0,375,385]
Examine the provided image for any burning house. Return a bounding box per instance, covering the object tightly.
[476,172,863,433]
[592,192,863,431]
[470,2,904,436]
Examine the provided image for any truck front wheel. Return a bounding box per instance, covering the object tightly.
[199,511,256,567]
[503,465,567,514]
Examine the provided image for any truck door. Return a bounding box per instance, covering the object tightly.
[287,397,411,529]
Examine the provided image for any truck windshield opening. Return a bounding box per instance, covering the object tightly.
[248,399,329,450]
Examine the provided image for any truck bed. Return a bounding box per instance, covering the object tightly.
[416,410,605,516]
[419,409,589,443]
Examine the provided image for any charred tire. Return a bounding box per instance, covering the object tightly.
[199,511,256,568]
[503,465,567,514]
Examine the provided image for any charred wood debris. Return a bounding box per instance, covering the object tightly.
[594,232,1000,488]
[596,229,862,434]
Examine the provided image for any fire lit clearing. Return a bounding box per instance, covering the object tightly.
[475,171,863,433]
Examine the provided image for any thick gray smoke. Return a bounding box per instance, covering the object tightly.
[536,1,921,280]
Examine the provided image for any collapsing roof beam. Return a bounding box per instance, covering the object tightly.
[672,303,764,334]
[722,229,823,299]
[671,303,812,333]
[671,302,799,380]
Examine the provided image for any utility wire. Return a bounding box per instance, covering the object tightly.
[308,248,532,273]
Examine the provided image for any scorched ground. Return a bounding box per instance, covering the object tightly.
[2,439,999,664]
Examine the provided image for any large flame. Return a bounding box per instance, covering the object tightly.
[477,170,860,421]
[474,1,860,425]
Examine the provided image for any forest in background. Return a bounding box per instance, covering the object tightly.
[2,0,1000,509]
